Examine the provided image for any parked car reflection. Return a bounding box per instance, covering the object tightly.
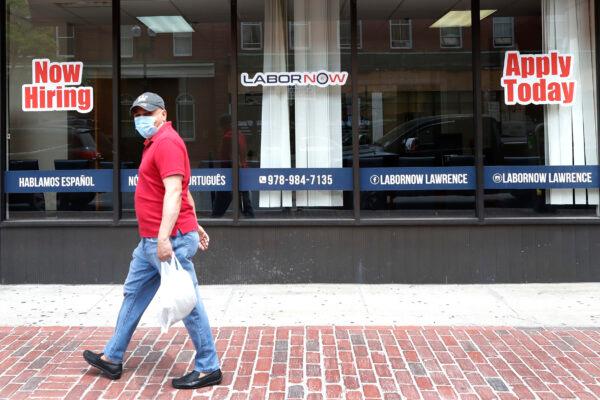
[345,114,544,209]
[8,116,112,212]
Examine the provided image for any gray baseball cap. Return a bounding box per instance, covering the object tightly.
[130,92,165,114]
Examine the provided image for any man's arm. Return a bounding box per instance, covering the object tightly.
[157,175,183,261]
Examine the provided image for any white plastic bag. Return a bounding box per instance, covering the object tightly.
[155,256,197,333]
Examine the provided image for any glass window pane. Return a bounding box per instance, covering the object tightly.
[120,0,232,219]
[238,0,353,219]
[481,0,598,217]
[359,0,474,217]
[6,0,113,219]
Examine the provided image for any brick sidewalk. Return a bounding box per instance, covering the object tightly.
[0,326,599,400]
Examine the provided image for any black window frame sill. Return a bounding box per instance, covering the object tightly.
[2,215,600,228]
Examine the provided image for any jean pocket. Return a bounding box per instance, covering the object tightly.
[142,237,158,256]
[184,231,200,258]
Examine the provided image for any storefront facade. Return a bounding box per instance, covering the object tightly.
[2,0,600,284]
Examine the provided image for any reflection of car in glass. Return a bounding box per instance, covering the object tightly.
[8,117,111,212]
[344,114,543,209]
[342,117,370,146]
[344,114,504,167]
[8,159,45,211]
[69,129,103,161]
[499,120,543,165]
[9,125,104,163]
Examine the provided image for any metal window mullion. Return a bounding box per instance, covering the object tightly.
[472,0,484,220]
[596,0,600,216]
[1,0,6,283]
[1,0,7,222]
[351,0,360,221]
[112,0,121,223]
[231,0,240,222]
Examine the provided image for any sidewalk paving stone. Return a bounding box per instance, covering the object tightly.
[0,326,599,399]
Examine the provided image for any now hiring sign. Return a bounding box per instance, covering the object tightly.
[21,59,94,113]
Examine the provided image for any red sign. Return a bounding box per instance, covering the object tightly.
[22,59,93,113]
[501,51,576,106]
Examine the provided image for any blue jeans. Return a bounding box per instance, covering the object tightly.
[103,230,220,373]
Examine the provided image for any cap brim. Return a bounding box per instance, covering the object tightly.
[130,103,160,115]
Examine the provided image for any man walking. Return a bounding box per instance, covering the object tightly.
[83,92,222,390]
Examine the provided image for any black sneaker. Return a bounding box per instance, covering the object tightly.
[172,369,223,389]
[83,350,122,380]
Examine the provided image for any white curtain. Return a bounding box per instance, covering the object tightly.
[543,0,598,205]
[260,0,292,208]
[293,0,343,206]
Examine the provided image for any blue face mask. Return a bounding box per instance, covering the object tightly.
[134,115,158,139]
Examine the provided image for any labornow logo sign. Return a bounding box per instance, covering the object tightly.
[240,70,348,87]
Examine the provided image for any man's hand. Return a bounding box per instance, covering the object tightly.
[198,225,210,251]
[157,237,173,261]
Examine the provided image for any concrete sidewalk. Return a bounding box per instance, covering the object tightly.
[1,283,599,327]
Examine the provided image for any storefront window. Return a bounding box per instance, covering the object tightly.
[237,0,353,219]
[4,0,600,223]
[481,0,599,217]
[119,0,232,219]
[358,0,475,217]
[5,0,113,219]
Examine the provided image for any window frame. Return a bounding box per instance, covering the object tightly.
[389,18,413,49]
[55,24,75,58]
[175,94,196,142]
[492,16,515,48]
[289,21,311,50]
[340,20,361,49]
[120,25,134,58]
[439,26,463,49]
[240,22,263,51]
[173,32,193,57]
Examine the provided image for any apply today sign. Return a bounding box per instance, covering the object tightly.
[501,51,576,106]
[22,59,93,113]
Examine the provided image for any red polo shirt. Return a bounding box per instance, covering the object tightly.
[134,121,198,238]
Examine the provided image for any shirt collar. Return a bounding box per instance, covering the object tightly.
[143,121,171,147]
